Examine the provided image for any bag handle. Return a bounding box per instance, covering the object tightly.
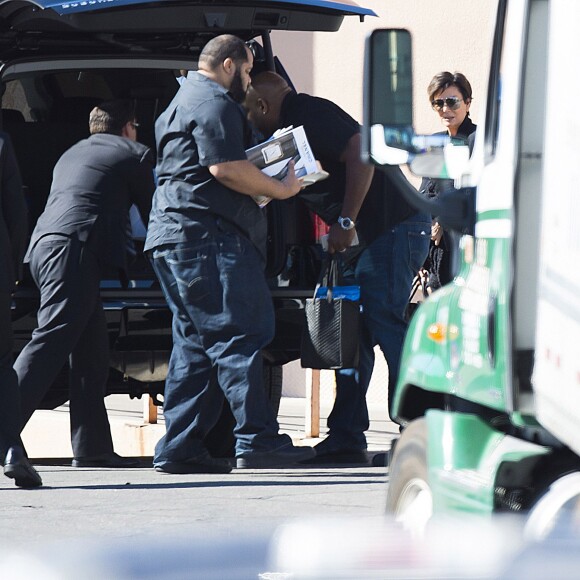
[313,255,342,302]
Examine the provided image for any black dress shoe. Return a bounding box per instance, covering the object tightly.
[3,446,43,488]
[72,453,142,468]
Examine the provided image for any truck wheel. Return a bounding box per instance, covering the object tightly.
[524,472,580,542]
[386,418,433,534]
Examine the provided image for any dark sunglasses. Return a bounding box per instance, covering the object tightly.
[431,97,463,111]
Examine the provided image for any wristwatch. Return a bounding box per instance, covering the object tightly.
[337,216,356,231]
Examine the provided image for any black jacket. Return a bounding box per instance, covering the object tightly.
[420,116,477,197]
[420,116,477,290]
[27,133,155,273]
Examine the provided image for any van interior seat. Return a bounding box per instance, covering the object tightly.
[2,108,26,129]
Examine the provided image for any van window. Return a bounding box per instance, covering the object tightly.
[3,79,33,121]
[52,71,112,99]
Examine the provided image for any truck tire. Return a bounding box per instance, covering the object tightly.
[204,363,284,458]
[386,418,433,534]
[524,472,580,542]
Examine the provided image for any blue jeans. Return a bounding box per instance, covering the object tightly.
[328,213,431,448]
[150,228,291,464]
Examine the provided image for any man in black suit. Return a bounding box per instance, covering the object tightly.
[0,131,42,487]
[14,100,155,468]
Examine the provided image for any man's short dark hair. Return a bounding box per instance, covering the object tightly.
[89,100,134,135]
[199,34,249,70]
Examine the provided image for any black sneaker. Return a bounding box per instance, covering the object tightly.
[155,456,232,474]
[236,444,315,469]
[72,453,142,468]
[303,437,369,465]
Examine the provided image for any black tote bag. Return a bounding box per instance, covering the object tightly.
[300,256,360,370]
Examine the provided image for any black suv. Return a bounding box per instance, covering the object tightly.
[4,0,374,416]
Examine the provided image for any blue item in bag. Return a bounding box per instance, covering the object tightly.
[315,285,360,301]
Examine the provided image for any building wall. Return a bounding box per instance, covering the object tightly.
[275,0,494,404]
[272,0,494,135]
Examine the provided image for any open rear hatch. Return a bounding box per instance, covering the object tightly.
[0,0,375,60]
[6,0,376,398]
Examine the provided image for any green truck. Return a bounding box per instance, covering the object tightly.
[363,0,580,540]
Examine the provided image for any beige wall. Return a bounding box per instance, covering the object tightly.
[275,2,495,402]
[272,0,494,135]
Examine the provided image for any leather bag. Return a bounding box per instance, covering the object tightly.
[300,255,360,370]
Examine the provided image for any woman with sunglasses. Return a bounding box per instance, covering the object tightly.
[420,71,476,292]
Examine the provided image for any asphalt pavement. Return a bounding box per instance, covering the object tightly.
[0,399,552,579]
[0,396,399,578]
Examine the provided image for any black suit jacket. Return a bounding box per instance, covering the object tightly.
[0,132,26,293]
[26,133,155,272]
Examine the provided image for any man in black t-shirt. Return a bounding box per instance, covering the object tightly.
[146,35,314,473]
[14,100,154,469]
[246,72,431,463]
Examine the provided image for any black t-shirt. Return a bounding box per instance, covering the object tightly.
[280,91,417,245]
[145,72,266,256]
[29,133,154,272]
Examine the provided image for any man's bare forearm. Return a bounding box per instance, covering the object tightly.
[339,133,374,220]
[209,160,300,200]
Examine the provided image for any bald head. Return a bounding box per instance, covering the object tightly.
[197,34,253,102]
[251,71,291,101]
[199,34,249,72]
[245,71,293,137]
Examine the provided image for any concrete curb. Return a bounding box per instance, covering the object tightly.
[21,396,396,460]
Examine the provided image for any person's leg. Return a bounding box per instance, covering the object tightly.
[153,232,313,469]
[208,234,288,455]
[360,215,430,414]
[213,234,314,466]
[150,245,227,469]
[0,291,42,487]
[307,256,374,463]
[0,291,24,455]
[14,236,103,428]
[166,232,290,454]
[152,231,313,471]
[311,216,430,459]
[68,288,114,459]
[324,325,375,450]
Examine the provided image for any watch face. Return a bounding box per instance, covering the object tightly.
[339,217,354,230]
